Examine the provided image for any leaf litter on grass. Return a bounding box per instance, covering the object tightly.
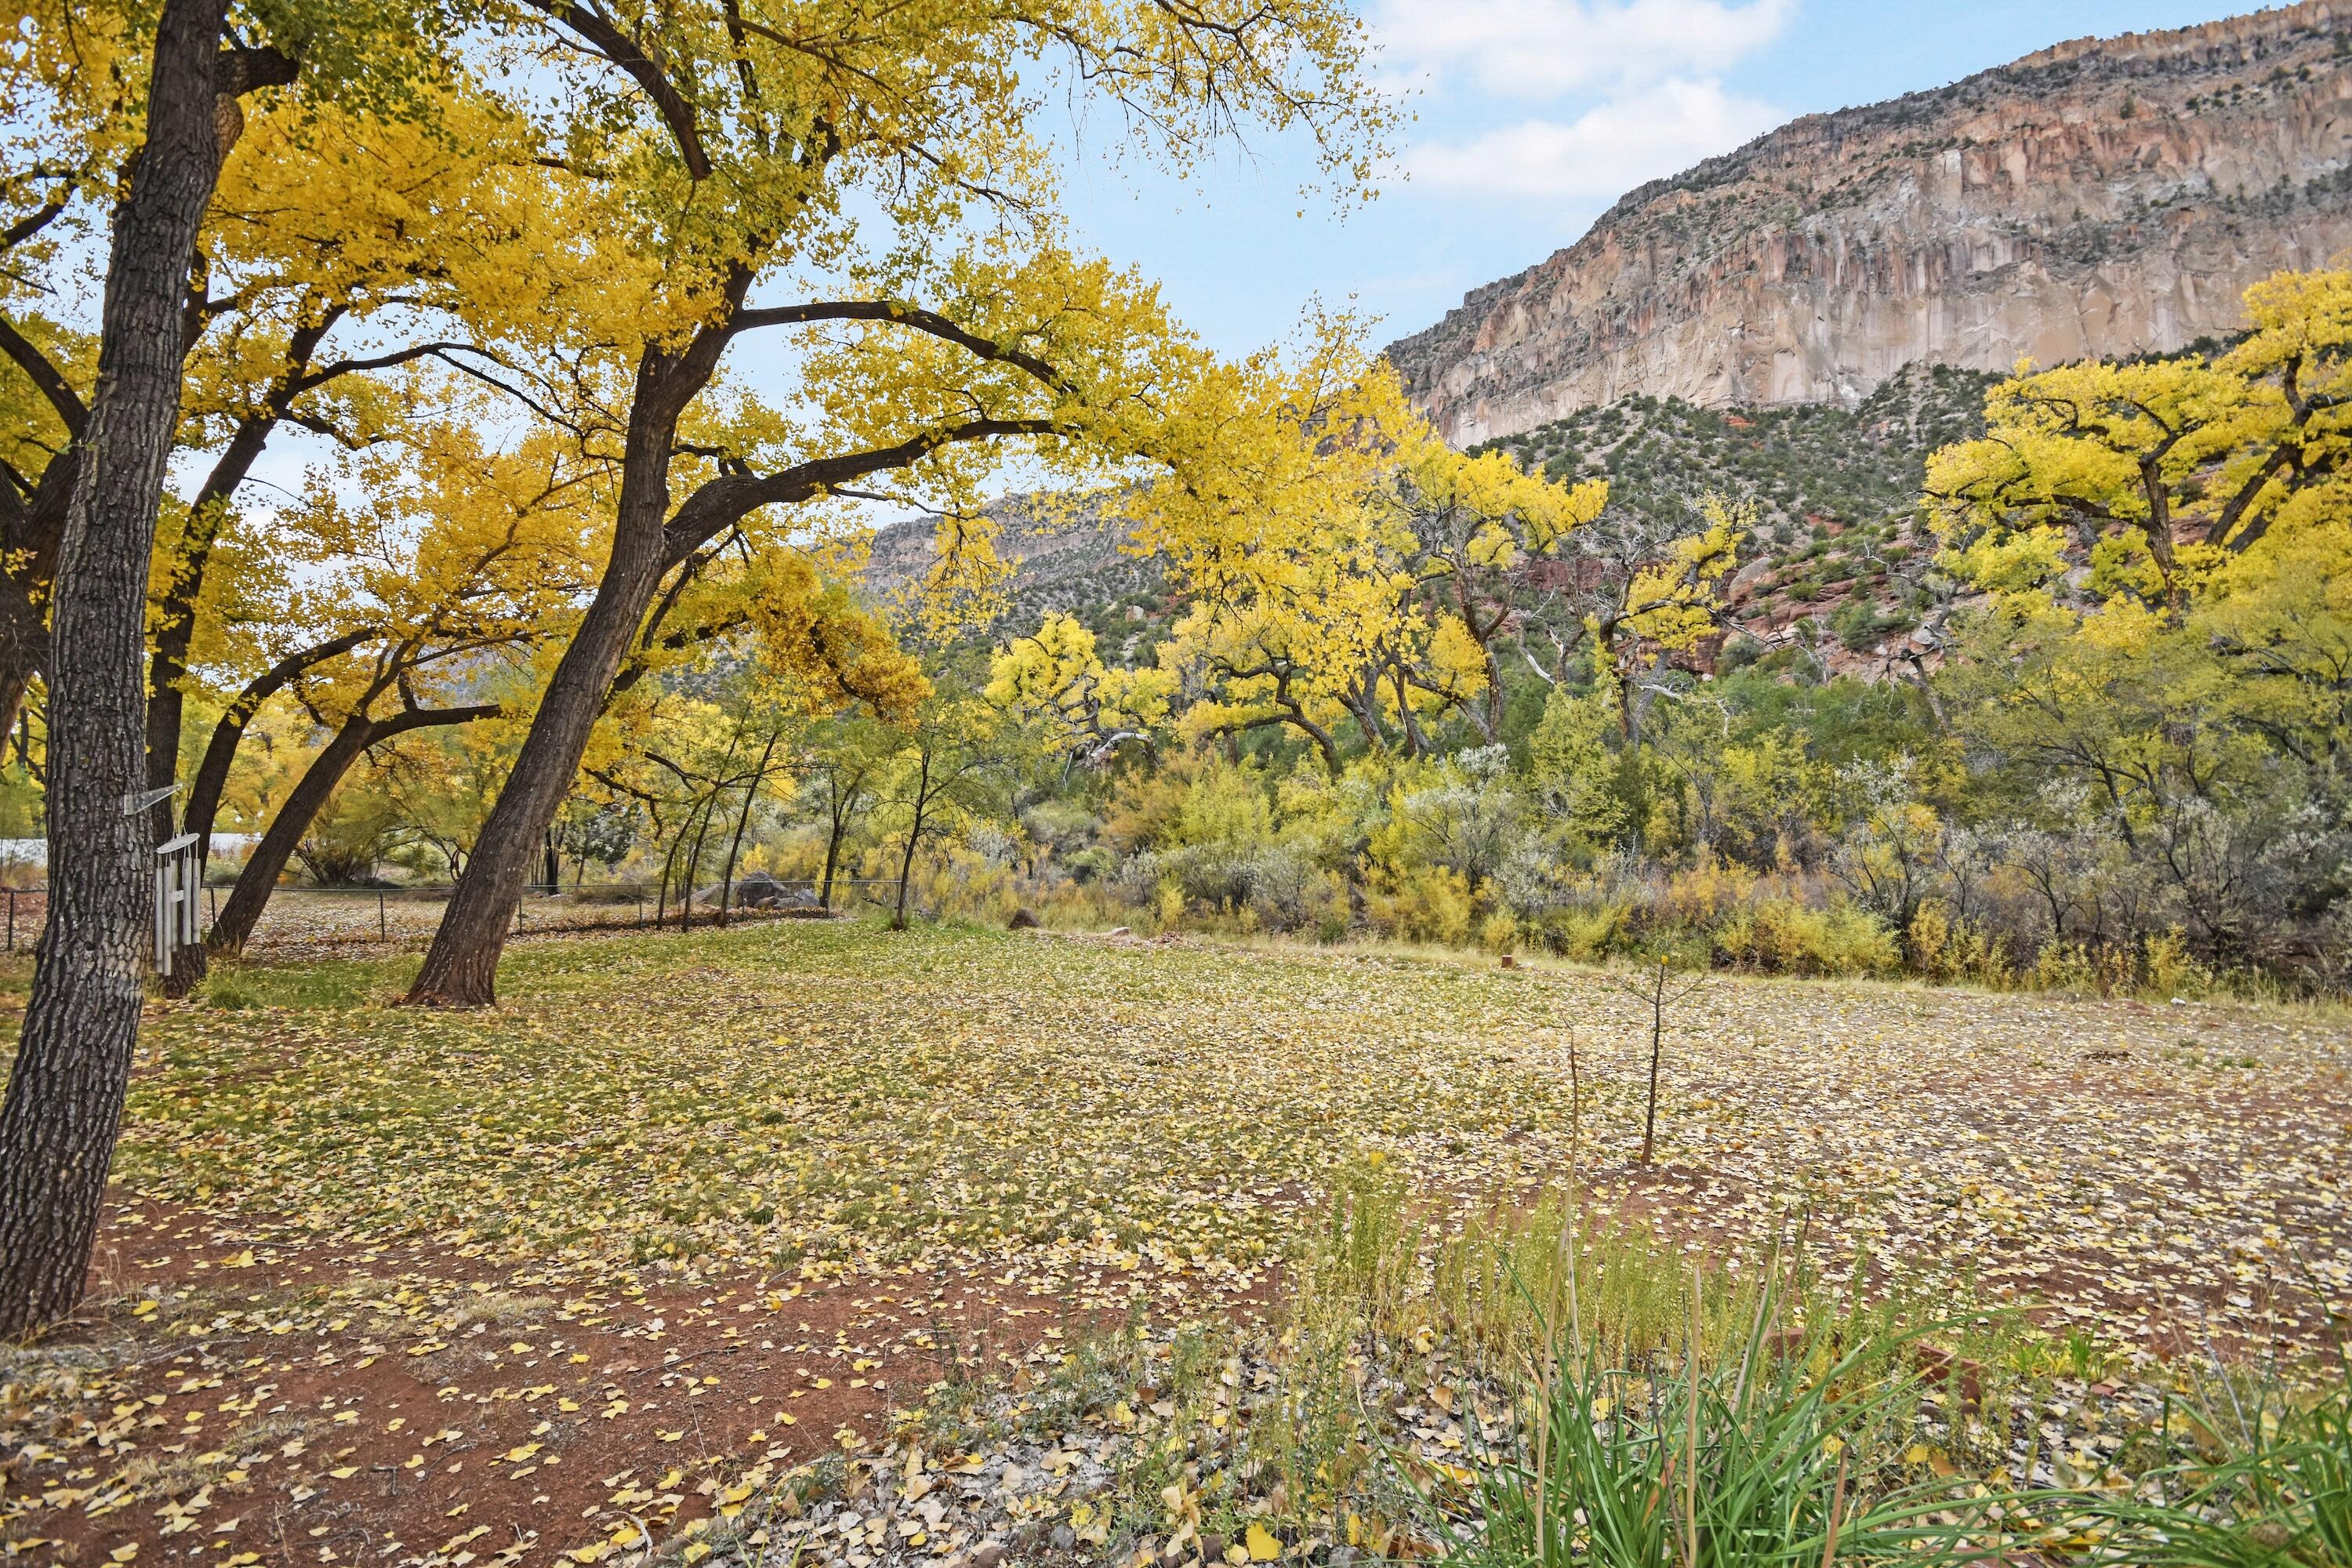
[2,920,2347,1566]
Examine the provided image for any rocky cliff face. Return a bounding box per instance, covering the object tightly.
[1385,2,2352,445]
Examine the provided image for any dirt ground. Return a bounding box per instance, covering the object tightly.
[10,1195,1116,1566]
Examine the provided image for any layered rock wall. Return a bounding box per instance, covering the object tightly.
[1385,3,2352,444]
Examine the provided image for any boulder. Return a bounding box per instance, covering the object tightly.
[733,871,789,909]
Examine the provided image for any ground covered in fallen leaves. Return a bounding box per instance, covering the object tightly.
[2,919,2347,1566]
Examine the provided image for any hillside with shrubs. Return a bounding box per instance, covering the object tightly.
[803,292,2350,1000]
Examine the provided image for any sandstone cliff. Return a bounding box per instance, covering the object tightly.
[1385,2,2352,445]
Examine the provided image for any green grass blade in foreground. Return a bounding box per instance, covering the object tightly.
[1432,1296,2005,1566]
[2061,1369,2350,1568]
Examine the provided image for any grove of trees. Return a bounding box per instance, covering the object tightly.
[0,0,1388,1332]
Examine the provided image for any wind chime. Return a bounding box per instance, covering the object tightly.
[127,783,202,976]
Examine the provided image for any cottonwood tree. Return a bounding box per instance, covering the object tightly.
[0,0,441,1336]
[1517,493,1749,748]
[793,716,896,909]
[1388,443,1606,742]
[401,0,1390,1005]
[142,88,609,855]
[1929,274,2352,612]
[1141,356,1443,764]
[593,561,927,925]
[986,612,1175,771]
[203,423,601,951]
[617,693,779,928]
[1145,375,1608,763]
[1927,270,2352,968]
[0,31,549,760]
[2,23,575,992]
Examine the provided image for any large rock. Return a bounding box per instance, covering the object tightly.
[731,872,793,909]
[1385,2,2352,445]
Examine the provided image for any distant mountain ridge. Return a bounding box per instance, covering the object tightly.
[1385,2,2352,445]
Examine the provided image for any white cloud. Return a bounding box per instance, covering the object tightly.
[1375,0,1793,98]
[1398,77,1780,199]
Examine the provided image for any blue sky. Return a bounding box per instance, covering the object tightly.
[1045,0,2256,358]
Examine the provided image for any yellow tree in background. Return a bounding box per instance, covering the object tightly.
[1929,269,2352,609]
[146,87,622,842]
[201,419,605,953]
[1925,268,2352,953]
[1390,442,1608,740]
[1133,362,1610,761]
[987,612,1175,769]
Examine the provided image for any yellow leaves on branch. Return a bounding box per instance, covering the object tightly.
[1619,494,1748,655]
[1927,267,2352,610]
[742,554,929,725]
[1394,440,1609,571]
[209,89,653,357]
[986,613,1174,760]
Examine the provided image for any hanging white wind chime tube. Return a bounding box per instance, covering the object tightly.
[122,782,198,976]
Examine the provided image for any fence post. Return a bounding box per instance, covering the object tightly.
[6,888,13,953]
[208,885,216,928]
[379,890,387,942]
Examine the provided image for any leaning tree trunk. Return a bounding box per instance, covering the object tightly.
[892,823,920,929]
[209,702,493,956]
[405,360,699,1005]
[0,0,229,1338]
[207,713,378,956]
[0,575,51,745]
[819,829,841,910]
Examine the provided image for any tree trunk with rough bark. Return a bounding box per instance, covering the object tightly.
[405,354,706,1006]
[0,576,53,744]
[0,0,229,1338]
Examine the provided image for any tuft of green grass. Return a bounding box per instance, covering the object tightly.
[1446,1309,1991,1567]
[2069,1350,2352,1567]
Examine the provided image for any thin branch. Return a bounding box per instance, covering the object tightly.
[728,299,1077,397]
